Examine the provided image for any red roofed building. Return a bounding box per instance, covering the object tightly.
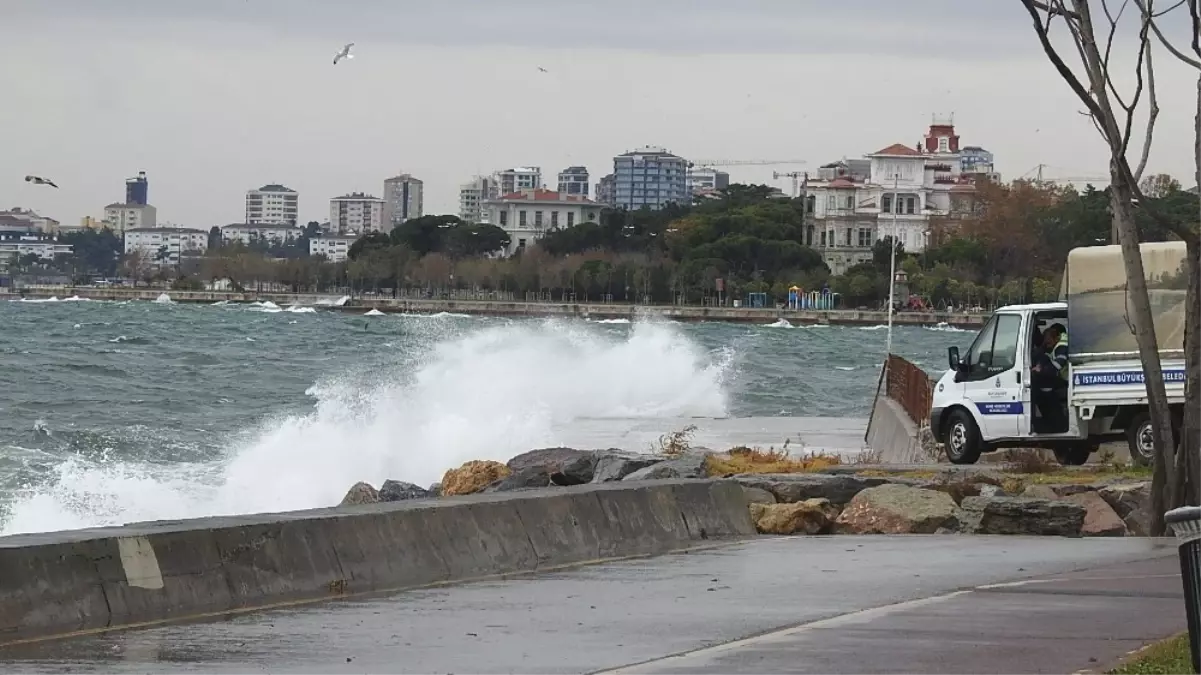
[485,188,605,257]
[802,116,993,276]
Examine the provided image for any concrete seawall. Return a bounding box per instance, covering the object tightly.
[0,479,753,646]
[1,286,988,328]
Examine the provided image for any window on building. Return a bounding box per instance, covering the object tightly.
[906,197,916,215]
[518,238,527,248]
[882,195,892,213]
[858,228,873,247]
[534,211,543,227]
[820,230,827,247]
[845,228,853,246]
[567,212,575,227]
[587,211,597,221]
[518,210,527,227]
[551,211,559,228]
[938,137,950,152]
[844,195,854,209]
[827,195,836,209]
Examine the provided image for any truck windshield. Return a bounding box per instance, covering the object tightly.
[964,314,1022,378]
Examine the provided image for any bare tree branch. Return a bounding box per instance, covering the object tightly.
[1031,0,1084,17]
[1100,0,1134,110]
[1133,17,1159,181]
[1135,0,1201,67]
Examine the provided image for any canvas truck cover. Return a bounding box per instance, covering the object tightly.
[1061,241,1187,356]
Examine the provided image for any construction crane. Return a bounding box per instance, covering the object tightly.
[688,159,808,168]
[772,171,808,198]
[1023,163,1108,186]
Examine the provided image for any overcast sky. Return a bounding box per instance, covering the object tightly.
[1,0,1197,227]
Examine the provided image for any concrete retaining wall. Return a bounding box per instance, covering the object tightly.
[0,479,752,645]
[1,287,988,328]
[865,395,935,464]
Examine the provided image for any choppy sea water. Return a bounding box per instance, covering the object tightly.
[0,297,970,535]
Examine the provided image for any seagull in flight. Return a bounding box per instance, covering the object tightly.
[24,175,58,188]
[537,66,548,73]
[333,43,355,65]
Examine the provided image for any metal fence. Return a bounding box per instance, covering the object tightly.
[886,354,934,425]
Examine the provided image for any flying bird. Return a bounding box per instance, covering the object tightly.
[537,66,548,73]
[24,175,58,188]
[333,43,355,65]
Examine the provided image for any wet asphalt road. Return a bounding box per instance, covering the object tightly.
[0,536,1183,674]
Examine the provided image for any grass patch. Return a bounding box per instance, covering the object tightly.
[705,444,842,476]
[1024,467,1152,485]
[1109,633,1192,674]
[1005,448,1059,474]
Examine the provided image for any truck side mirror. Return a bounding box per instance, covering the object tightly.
[948,346,961,370]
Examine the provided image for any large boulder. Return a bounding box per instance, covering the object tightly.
[750,499,839,535]
[552,453,600,486]
[340,481,379,506]
[623,454,708,481]
[1065,491,1127,537]
[379,480,430,502]
[1098,482,1151,536]
[742,486,777,505]
[442,460,511,496]
[735,473,893,506]
[507,447,593,474]
[1021,484,1059,500]
[591,452,666,483]
[954,496,1085,536]
[834,485,957,534]
[486,466,551,492]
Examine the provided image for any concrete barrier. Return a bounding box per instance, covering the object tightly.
[0,479,752,645]
[865,395,934,464]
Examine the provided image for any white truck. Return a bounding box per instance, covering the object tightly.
[929,241,1188,466]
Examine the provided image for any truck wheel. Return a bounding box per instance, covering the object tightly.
[1053,444,1092,466]
[944,409,983,465]
[1126,412,1155,467]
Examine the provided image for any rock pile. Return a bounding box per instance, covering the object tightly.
[335,446,1152,539]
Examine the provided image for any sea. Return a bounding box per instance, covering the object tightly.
[0,296,971,536]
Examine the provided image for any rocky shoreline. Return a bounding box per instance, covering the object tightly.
[339,447,1152,539]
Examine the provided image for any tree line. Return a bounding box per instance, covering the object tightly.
[15,176,1197,308]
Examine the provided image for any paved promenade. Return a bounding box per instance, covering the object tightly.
[0,536,1181,674]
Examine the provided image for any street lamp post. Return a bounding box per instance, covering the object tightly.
[885,174,900,357]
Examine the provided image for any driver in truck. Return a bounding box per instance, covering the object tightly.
[1031,323,1069,432]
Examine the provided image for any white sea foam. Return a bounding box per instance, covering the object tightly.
[764,318,793,328]
[926,321,969,333]
[364,308,385,316]
[154,293,174,304]
[316,295,351,307]
[0,320,732,534]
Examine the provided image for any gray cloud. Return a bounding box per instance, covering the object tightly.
[6,0,1032,57]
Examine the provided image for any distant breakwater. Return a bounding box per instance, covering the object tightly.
[2,286,988,328]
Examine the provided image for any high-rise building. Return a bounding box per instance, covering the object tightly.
[496,167,542,194]
[595,174,616,206]
[329,192,385,234]
[103,203,157,233]
[685,166,730,194]
[245,184,299,226]
[557,166,590,197]
[382,173,423,230]
[125,171,148,206]
[612,146,689,210]
[459,175,499,224]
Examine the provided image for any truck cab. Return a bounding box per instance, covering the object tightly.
[928,302,1101,465]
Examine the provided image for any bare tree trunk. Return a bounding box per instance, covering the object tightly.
[1183,76,1201,506]
[1181,238,1201,505]
[1110,177,1180,531]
